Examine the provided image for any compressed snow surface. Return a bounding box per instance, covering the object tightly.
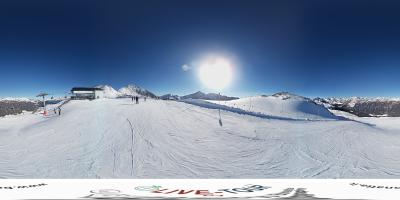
[0,98,400,178]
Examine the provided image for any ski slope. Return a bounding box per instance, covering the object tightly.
[208,93,338,120]
[1,98,400,178]
[330,109,400,131]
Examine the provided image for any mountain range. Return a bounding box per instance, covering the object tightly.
[161,91,239,101]
[314,97,400,117]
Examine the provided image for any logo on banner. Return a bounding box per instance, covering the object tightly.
[83,185,288,199]
[82,186,371,199]
[140,184,271,196]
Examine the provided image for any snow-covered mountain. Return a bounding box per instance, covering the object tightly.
[181,91,239,101]
[95,84,158,98]
[118,84,157,98]
[314,97,400,117]
[208,92,337,120]
[95,85,120,98]
[0,99,38,117]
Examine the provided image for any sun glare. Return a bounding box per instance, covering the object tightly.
[198,57,233,90]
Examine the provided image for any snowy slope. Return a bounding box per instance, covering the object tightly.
[1,98,400,178]
[330,109,400,131]
[208,92,337,120]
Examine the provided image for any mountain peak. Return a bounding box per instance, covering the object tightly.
[95,85,119,98]
[92,84,157,98]
[193,91,205,95]
[126,84,141,89]
[119,84,157,98]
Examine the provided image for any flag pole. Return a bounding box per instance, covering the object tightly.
[218,92,222,126]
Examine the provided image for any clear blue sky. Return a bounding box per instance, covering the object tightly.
[0,0,399,98]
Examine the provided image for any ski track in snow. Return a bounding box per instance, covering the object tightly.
[0,98,400,178]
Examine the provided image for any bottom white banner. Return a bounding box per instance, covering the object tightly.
[0,179,399,200]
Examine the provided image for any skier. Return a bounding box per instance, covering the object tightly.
[144,97,147,101]
[131,96,134,102]
[53,108,57,114]
[58,107,61,116]
[135,96,139,104]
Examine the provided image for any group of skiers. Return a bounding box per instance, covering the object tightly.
[131,96,147,104]
[53,107,61,116]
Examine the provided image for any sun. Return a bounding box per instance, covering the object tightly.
[198,57,233,90]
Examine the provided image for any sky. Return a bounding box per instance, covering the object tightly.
[0,0,399,98]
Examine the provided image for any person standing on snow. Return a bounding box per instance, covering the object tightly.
[58,107,61,116]
[135,96,139,104]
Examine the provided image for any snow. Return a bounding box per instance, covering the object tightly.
[206,94,338,120]
[1,98,400,178]
[330,109,400,131]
